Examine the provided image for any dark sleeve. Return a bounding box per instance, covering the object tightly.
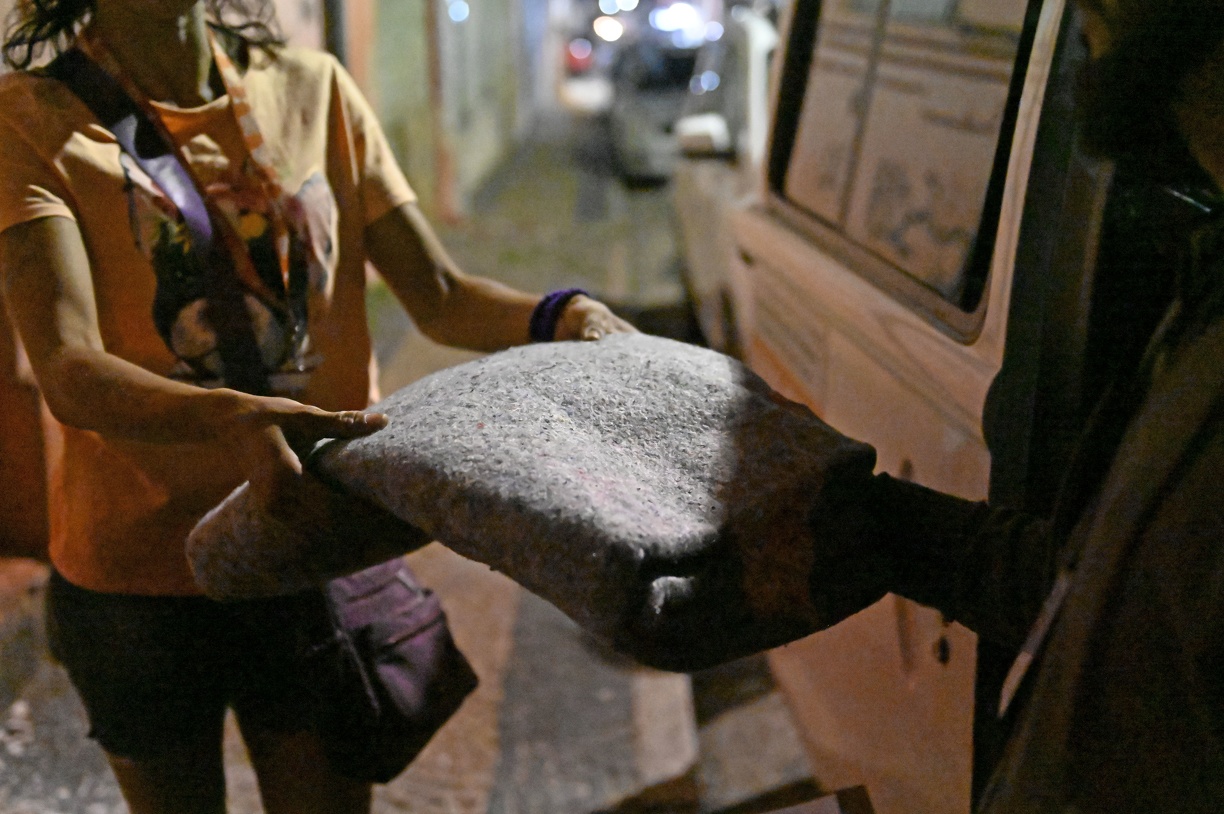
[808,473,1060,649]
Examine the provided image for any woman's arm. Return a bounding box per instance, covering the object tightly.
[0,215,386,498]
[364,201,635,349]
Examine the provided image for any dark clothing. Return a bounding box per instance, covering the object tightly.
[986,211,1224,813]
[46,569,324,760]
[814,209,1224,811]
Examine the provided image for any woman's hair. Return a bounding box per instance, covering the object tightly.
[2,0,285,70]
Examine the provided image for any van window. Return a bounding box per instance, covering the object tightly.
[773,0,1031,313]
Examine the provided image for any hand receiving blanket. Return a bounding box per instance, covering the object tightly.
[188,334,876,670]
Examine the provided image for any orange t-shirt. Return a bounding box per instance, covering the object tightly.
[0,45,415,594]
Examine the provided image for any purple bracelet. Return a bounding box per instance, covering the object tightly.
[529,288,589,342]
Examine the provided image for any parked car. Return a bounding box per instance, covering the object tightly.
[607,39,699,182]
[671,4,779,353]
[716,1,1137,812]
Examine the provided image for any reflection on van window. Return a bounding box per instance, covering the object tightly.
[782,0,1024,302]
[848,0,956,22]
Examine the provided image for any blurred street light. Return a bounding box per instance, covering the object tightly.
[648,2,701,32]
[593,15,626,41]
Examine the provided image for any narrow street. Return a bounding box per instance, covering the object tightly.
[367,109,704,388]
[0,108,819,814]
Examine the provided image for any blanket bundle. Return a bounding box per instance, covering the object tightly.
[188,334,876,670]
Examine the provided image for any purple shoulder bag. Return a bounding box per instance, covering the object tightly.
[305,559,478,782]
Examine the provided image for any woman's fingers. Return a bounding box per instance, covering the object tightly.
[218,394,389,501]
[583,309,637,341]
[255,399,388,442]
[579,307,637,341]
[556,296,639,341]
[246,412,387,500]
[245,423,306,503]
[288,408,389,439]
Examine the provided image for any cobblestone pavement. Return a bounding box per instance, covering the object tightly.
[441,112,690,311]
[1,109,819,814]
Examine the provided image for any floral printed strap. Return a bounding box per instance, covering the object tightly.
[77,26,291,298]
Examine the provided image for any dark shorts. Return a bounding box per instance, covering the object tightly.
[46,569,327,761]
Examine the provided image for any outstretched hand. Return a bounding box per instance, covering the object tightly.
[219,395,389,504]
[201,395,423,584]
[553,295,638,341]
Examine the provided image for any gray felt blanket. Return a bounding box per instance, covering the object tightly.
[188,334,876,670]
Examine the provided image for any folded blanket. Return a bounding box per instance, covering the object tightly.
[188,334,876,670]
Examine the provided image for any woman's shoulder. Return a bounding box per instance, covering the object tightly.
[246,44,343,88]
[244,45,373,120]
[0,67,92,140]
[0,68,68,111]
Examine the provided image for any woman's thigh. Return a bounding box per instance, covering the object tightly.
[227,591,370,812]
[45,570,231,812]
[45,569,232,762]
[46,570,354,811]
[106,749,227,814]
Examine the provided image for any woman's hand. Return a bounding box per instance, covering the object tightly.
[554,295,638,341]
[193,396,423,588]
[213,393,388,505]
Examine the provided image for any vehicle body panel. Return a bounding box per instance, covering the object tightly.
[673,8,780,352]
[727,0,1072,811]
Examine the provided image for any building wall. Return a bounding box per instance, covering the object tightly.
[371,0,547,221]
[0,0,22,71]
[519,0,552,123]
[273,0,326,49]
[439,0,522,211]
[371,0,441,215]
[0,0,14,50]
[344,0,380,96]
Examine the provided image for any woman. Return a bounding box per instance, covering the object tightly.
[0,0,633,810]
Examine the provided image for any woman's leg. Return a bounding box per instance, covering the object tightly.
[226,590,370,813]
[44,570,232,814]
[105,734,226,814]
[238,718,372,814]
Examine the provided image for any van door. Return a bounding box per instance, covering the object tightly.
[727,1,1095,812]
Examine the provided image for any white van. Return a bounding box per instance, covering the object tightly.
[726,1,1132,812]
[672,5,780,354]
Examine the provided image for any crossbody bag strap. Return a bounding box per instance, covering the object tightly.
[44,48,271,395]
